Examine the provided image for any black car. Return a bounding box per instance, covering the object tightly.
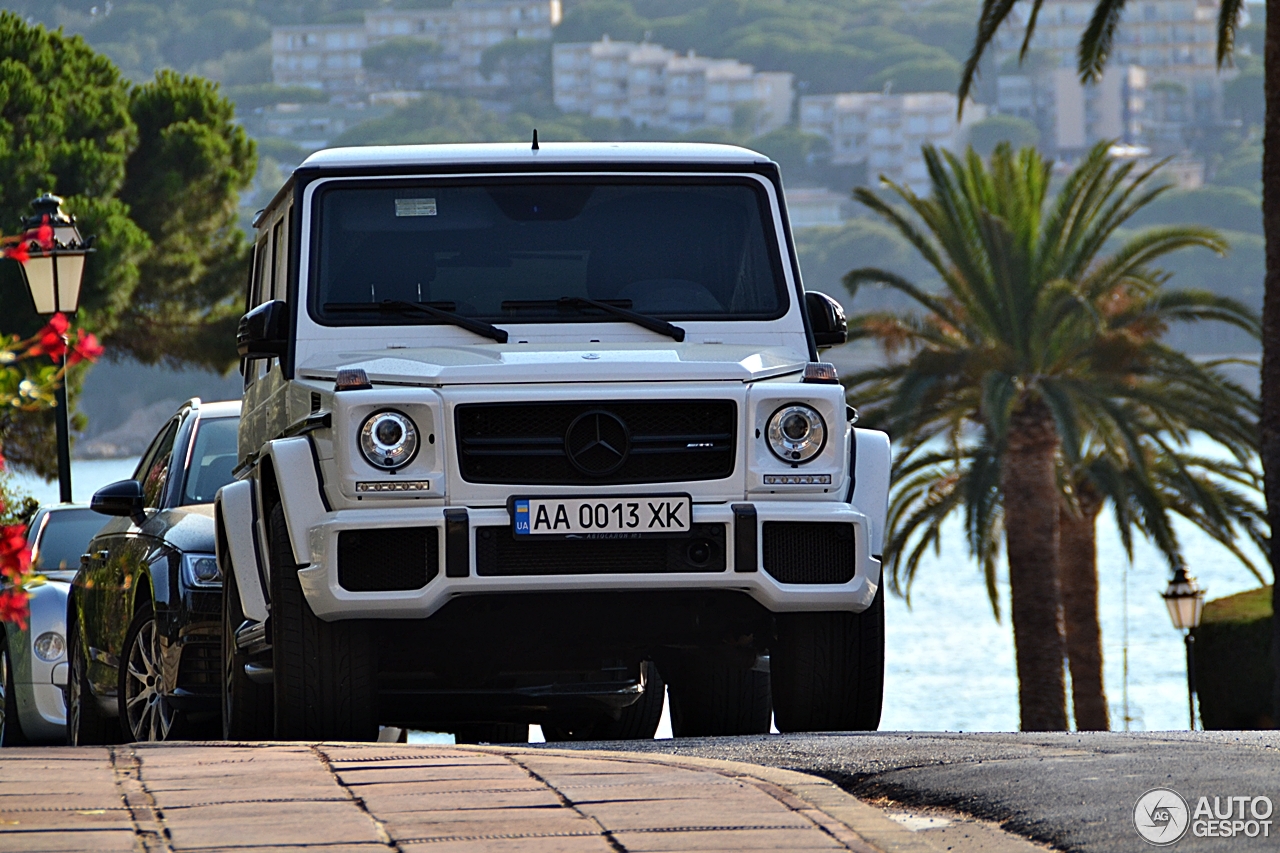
[66,399,241,744]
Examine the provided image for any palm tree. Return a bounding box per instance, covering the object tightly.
[956,0,1280,726]
[1060,442,1267,729]
[846,141,1259,730]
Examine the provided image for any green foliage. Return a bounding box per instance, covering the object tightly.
[1194,585,1273,729]
[846,142,1261,604]
[965,115,1039,157]
[362,36,443,89]
[1127,185,1261,236]
[226,83,330,113]
[1203,585,1272,624]
[556,0,988,96]
[0,15,256,474]
[1224,53,1264,126]
[794,218,937,310]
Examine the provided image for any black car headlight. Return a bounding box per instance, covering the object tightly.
[767,403,827,464]
[359,410,419,470]
[181,554,222,588]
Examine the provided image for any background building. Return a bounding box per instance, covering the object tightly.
[997,65,1146,154]
[271,24,368,93]
[272,0,561,94]
[553,39,794,134]
[800,92,985,193]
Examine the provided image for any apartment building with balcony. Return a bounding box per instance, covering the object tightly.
[799,92,984,193]
[552,39,794,134]
[997,64,1146,154]
[271,0,562,94]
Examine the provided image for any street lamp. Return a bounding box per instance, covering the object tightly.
[1163,566,1206,730]
[11,195,92,503]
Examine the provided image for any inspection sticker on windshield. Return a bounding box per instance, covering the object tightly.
[513,495,691,537]
[395,198,437,217]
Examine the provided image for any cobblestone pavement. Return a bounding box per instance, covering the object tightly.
[0,742,1011,853]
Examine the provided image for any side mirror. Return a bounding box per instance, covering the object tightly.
[91,479,146,526]
[237,300,289,359]
[806,291,848,348]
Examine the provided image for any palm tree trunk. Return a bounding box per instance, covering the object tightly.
[1265,0,1280,727]
[1059,483,1109,730]
[1002,399,1068,731]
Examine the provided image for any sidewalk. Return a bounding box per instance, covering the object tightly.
[0,742,959,852]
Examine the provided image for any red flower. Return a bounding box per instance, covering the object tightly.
[0,589,29,630]
[67,331,104,366]
[26,313,70,362]
[32,217,54,250]
[3,242,29,264]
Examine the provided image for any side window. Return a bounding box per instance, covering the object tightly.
[272,212,289,302]
[251,234,271,309]
[141,419,180,509]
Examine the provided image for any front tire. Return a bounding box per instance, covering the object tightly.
[666,656,771,737]
[120,601,182,742]
[222,562,273,740]
[270,503,377,741]
[771,584,884,733]
[66,604,119,746]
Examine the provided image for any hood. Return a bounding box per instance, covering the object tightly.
[147,504,216,555]
[297,343,807,387]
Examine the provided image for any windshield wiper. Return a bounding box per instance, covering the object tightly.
[325,300,509,343]
[501,296,685,342]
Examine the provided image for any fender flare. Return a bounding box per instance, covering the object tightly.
[259,437,328,568]
[851,428,891,558]
[215,480,269,623]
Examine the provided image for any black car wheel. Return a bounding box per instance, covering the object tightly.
[66,605,118,745]
[120,602,180,742]
[270,503,376,741]
[222,562,273,739]
[543,661,666,741]
[771,584,884,733]
[0,634,27,746]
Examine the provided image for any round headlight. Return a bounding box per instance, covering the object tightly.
[359,410,419,470]
[33,631,65,662]
[767,404,827,464]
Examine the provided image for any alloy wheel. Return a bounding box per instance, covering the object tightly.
[123,617,175,741]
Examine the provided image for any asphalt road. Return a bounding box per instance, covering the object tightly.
[544,731,1280,852]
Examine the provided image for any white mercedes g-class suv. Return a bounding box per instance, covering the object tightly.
[215,141,890,743]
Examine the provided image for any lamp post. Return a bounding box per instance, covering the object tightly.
[1163,566,1206,730]
[10,195,92,504]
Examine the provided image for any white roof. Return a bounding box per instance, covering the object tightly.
[300,141,772,170]
[198,400,242,419]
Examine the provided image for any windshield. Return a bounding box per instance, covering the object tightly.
[180,417,240,505]
[310,178,788,325]
[33,509,104,572]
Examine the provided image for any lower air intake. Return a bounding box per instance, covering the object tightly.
[762,522,855,584]
[338,527,439,592]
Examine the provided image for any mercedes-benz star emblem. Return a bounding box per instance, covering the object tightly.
[565,410,630,476]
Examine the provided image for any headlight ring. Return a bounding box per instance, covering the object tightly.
[767,403,827,464]
[33,631,65,662]
[360,410,420,470]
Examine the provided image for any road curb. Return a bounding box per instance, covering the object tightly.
[458,744,943,853]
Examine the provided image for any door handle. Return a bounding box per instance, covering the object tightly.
[95,550,110,560]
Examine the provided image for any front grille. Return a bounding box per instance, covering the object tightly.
[456,401,736,485]
[762,522,855,584]
[176,642,219,692]
[338,527,439,591]
[475,524,726,576]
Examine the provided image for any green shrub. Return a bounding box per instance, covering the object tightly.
[1193,586,1274,730]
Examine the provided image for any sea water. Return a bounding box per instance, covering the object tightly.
[17,456,1264,733]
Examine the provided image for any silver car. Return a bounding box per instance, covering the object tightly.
[1,506,104,744]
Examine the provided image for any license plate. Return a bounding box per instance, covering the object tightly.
[513,495,692,537]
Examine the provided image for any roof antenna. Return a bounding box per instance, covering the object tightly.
[531,128,540,151]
